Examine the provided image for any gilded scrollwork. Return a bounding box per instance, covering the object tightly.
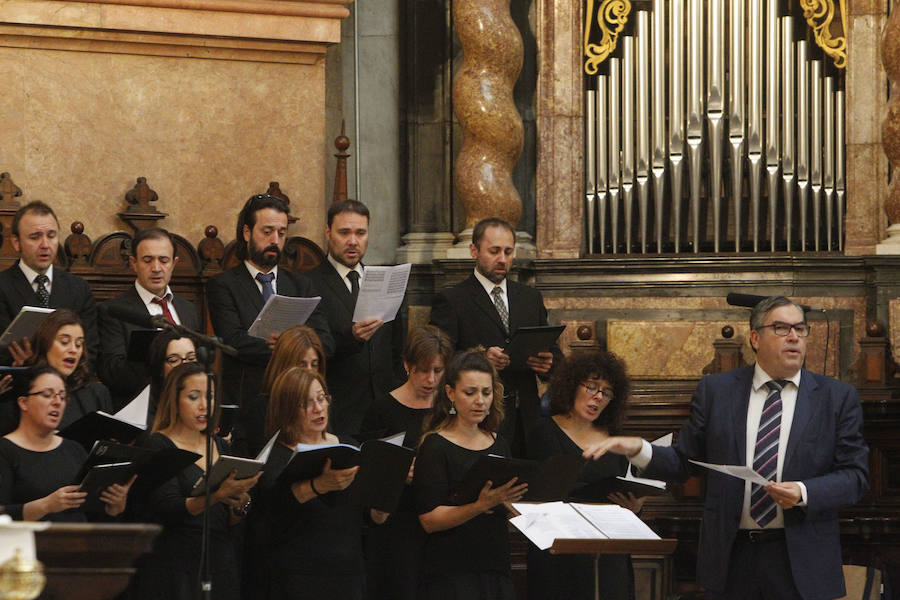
[583,0,632,75]
[799,0,847,69]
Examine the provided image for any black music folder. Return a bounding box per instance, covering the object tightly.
[59,411,146,449]
[574,476,668,500]
[77,440,200,496]
[77,461,134,512]
[449,453,586,505]
[189,432,278,497]
[504,325,566,369]
[276,439,415,513]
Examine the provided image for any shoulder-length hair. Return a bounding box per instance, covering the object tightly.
[261,325,326,397]
[420,347,504,443]
[27,308,90,391]
[266,367,330,445]
[548,350,630,434]
[152,362,210,433]
[146,330,197,403]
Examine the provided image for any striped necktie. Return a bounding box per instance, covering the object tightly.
[749,379,787,528]
[491,286,509,333]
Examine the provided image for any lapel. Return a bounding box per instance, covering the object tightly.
[7,262,39,307]
[729,366,755,464]
[320,260,355,315]
[784,369,816,472]
[125,286,150,315]
[234,265,266,315]
[506,281,527,333]
[464,275,507,336]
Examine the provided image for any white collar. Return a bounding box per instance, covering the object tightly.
[19,261,53,285]
[244,261,278,282]
[751,363,802,392]
[327,254,364,281]
[134,281,173,305]
[473,268,507,296]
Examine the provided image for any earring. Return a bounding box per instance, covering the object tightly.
[449,403,456,415]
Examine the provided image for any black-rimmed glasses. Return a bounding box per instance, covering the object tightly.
[755,322,811,337]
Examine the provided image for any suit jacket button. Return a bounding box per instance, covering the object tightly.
[505,338,510,344]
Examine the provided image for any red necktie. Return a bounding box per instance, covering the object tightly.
[151,296,175,324]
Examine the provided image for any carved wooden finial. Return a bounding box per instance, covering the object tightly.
[332,120,351,204]
[199,225,224,275]
[120,176,167,232]
[0,173,22,207]
[65,221,92,267]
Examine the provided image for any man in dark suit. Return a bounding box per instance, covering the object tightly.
[306,199,404,436]
[97,228,202,410]
[429,217,562,454]
[206,194,334,454]
[0,200,98,362]
[586,296,869,600]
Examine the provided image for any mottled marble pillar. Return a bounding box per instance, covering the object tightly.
[878,2,900,254]
[452,0,524,231]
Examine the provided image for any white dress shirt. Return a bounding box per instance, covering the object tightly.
[244,261,278,296]
[19,262,53,295]
[134,281,182,325]
[327,254,364,293]
[473,268,509,312]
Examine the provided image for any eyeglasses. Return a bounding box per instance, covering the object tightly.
[302,394,331,410]
[580,381,614,401]
[26,388,67,401]
[165,352,197,367]
[755,322,811,337]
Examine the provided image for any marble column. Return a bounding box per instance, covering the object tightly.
[446,0,524,257]
[877,0,900,254]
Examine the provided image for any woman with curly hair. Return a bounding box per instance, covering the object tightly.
[525,349,642,600]
[413,348,528,600]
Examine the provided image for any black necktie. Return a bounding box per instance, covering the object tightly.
[347,270,360,302]
[34,274,50,308]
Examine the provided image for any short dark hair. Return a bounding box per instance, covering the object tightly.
[749,296,806,331]
[327,199,370,227]
[548,350,630,434]
[132,227,177,258]
[472,218,515,248]
[234,194,290,261]
[27,308,90,391]
[12,201,59,236]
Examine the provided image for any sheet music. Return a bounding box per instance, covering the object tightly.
[381,432,405,446]
[511,502,608,550]
[570,503,661,540]
[113,385,150,428]
[689,459,770,485]
[248,295,321,339]
[257,431,280,462]
[623,432,672,488]
[352,264,411,323]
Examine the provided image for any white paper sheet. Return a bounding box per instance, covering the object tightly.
[689,459,770,485]
[351,264,411,323]
[113,385,150,428]
[624,432,673,488]
[511,502,608,550]
[248,295,321,339]
[570,503,661,540]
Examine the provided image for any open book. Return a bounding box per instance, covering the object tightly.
[59,386,151,448]
[0,306,54,348]
[189,432,279,497]
[510,502,660,550]
[276,437,415,513]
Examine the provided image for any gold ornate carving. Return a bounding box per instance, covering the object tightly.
[799,0,847,69]
[583,0,632,75]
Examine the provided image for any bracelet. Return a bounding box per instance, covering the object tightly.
[232,497,251,517]
[309,478,322,496]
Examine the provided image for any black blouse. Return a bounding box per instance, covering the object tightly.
[0,437,88,521]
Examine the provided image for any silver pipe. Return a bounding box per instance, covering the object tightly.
[586,88,597,253]
[781,17,795,251]
[687,0,703,252]
[707,0,725,251]
[796,38,810,250]
[622,36,636,253]
[823,75,835,250]
[353,0,361,201]
[729,0,746,251]
[636,12,651,253]
[836,89,845,251]
[765,0,780,250]
[747,0,764,251]
[597,76,609,253]
[609,57,622,253]
[810,57,823,251]
[652,0,667,252]
[669,0,685,251]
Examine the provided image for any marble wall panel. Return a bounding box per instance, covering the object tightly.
[0,46,327,246]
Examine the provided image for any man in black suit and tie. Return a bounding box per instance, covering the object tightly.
[429,217,562,454]
[97,228,202,410]
[586,296,869,600]
[206,194,334,454]
[0,200,98,362]
[306,199,404,436]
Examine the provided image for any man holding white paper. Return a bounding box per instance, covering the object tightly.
[306,200,405,435]
[584,296,868,600]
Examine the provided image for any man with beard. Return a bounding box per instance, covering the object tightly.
[206,194,333,455]
[429,217,562,455]
[306,199,405,436]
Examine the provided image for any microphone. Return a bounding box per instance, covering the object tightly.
[726,293,824,313]
[104,304,169,330]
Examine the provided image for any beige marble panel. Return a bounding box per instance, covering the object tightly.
[890,299,900,358]
[0,46,327,246]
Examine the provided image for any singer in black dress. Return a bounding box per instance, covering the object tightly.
[131,363,259,600]
[246,367,387,600]
[363,325,453,600]
[525,350,643,600]
[414,349,528,600]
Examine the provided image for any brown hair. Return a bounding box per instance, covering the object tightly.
[261,325,326,396]
[152,362,210,433]
[403,325,453,371]
[27,308,90,391]
[420,347,505,443]
[266,367,330,445]
[548,350,630,434]
[12,200,58,236]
